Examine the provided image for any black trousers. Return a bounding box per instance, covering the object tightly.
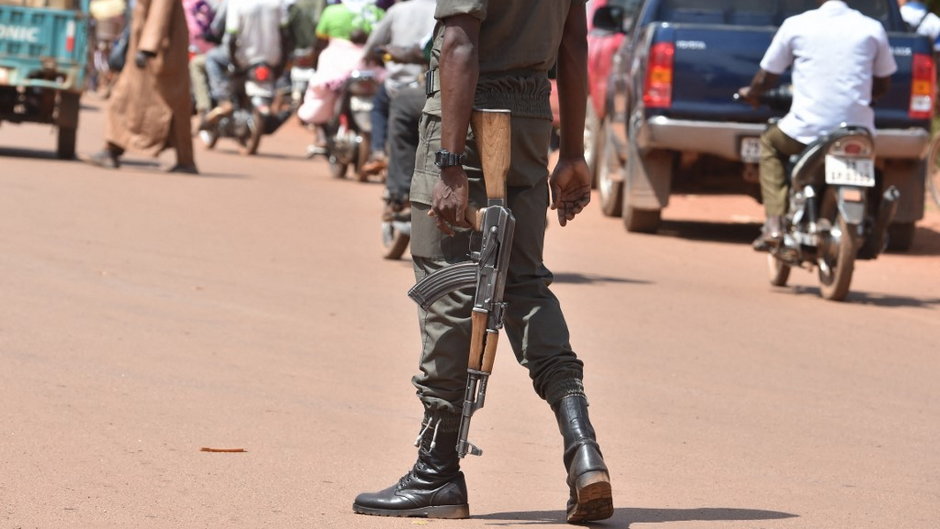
[386,85,426,202]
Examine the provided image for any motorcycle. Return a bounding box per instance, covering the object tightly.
[199,63,280,156]
[381,197,411,260]
[736,88,900,301]
[321,69,380,181]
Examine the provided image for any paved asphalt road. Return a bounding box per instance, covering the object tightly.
[1,98,938,528]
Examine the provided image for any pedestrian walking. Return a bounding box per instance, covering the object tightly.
[85,0,198,174]
[353,0,612,523]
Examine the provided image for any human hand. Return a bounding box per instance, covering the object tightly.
[429,166,471,236]
[134,50,155,69]
[736,86,759,109]
[549,157,591,227]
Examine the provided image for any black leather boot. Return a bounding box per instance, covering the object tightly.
[554,395,614,523]
[353,412,469,518]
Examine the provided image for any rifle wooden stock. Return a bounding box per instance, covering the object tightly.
[468,310,487,371]
[471,109,511,202]
[468,312,500,374]
[481,330,498,373]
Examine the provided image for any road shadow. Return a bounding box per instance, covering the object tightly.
[657,220,761,245]
[657,219,940,257]
[0,146,60,160]
[477,506,798,526]
[782,286,940,308]
[553,272,653,286]
[108,159,246,178]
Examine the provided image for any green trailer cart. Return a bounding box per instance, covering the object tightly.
[0,0,89,158]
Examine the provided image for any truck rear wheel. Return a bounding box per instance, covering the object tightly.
[56,92,80,160]
[623,206,661,233]
[56,126,77,160]
[584,100,602,189]
[886,222,915,252]
[597,120,623,217]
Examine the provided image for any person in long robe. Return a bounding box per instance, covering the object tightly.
[86,0,198,174]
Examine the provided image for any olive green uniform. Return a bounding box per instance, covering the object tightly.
[409,0,587,415]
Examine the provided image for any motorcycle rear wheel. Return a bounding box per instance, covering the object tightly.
[240,109,264,156]
[329,156,349,179]
[817,214,856,302]
[767,255,791,287]
[381,221,410,260]
[355,135,373,182]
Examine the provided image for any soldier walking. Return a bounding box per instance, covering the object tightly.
[353,0,613,523]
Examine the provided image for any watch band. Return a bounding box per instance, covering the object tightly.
[434,149,466,169]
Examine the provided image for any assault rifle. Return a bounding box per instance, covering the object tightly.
[408,109,514,458]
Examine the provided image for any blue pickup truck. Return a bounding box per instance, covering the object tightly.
[595,0,932,250]
[0,0,89,159]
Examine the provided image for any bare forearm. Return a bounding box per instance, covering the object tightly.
[556,4,588,158]
[872,76,890,101]
[440,16,480,155]
[748,69,780,96]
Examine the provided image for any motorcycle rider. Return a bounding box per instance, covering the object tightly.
[202,0,291,129]
[359,0,437,176]
[379,39,430,224]
[297,28,377,156]
[738,0,896,250]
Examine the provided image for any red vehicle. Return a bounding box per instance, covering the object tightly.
[549,0,642,182]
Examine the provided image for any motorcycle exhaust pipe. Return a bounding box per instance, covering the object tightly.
[868,185,900,257]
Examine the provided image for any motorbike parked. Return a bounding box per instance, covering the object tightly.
[736,88,900,301]
[199,63,279,156]
[321,69,379,181]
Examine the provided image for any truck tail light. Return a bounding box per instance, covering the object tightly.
[644,42,674,108]
[909,52,934,120]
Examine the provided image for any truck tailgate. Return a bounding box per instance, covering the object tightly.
[0,3,87,90]
[660,24,777,123]
[652,23,928,129]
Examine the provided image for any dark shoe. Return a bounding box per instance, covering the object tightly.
[83,148,120,169]
[554,395,614,523]
[166,164,199,175]
[353,411,469,519]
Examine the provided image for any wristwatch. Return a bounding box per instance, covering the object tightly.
[434,149,466,169]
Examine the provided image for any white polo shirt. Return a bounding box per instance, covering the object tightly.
[760,0,897,144]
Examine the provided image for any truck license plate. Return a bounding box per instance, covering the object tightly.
[825,155,875,187]
[740,137,761,163]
